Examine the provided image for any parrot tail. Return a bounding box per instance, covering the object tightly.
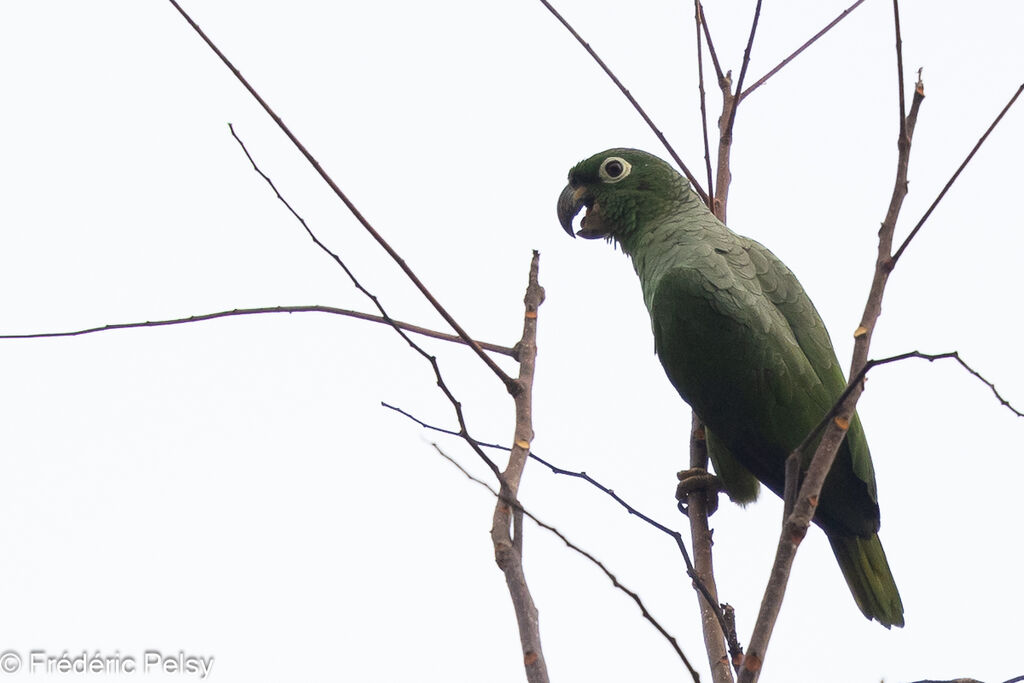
[827,532,905,628]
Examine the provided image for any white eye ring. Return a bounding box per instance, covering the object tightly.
[598,156,631,183]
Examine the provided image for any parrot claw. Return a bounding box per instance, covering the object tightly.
[675,467,723,517]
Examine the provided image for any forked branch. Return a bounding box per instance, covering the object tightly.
[538,0,710,204]
[383,401,743,663]
[167,0,518,395]
[230,124,503,475]
[893,82,1024,264]
[740,0,868,100]
[431,442,700,682]
[0,305,516,357]
[490,252,548,683]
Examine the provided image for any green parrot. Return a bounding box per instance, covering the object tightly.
[557,148,903,628]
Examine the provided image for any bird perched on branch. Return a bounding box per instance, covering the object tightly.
[557,148,903,628]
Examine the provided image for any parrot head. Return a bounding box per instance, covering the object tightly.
[557,148,690,245]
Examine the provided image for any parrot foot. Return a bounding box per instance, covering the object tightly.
[675,468,723,516]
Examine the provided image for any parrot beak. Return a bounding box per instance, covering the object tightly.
[557,184,589,238]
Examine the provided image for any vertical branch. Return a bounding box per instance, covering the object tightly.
[893,0,907,140]
[690,4,766,678]
[491,252,548,683]
[713,76,736,223]
[688,416,735,683]
[695,0,714,204]
[714,0,763,221]
[737,5,924,679]
[849,1,920,374]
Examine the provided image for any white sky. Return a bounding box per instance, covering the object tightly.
[2,1,1022,682]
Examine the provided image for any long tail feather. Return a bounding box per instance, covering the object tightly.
[827,532,904,628]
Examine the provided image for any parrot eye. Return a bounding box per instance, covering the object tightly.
[599,157,631,183]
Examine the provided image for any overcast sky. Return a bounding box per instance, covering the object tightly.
[2,2,1023,682]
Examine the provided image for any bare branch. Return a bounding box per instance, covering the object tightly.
[711,0,763,220]
[712,75,735,222]
[738,6,922,676]
[893,1,909,145]
[166,0,517,395]
[0,305,517,357]
[858,351,1024,417]
[382,400,742,670]
[695,0,715,204]
[430,442,701,682]
[229,124,503,477]
[538,0,710,205]
[490,251,547,683]
[688,417,736,683]
[893,82,1024,264]
[781,452,801,519]
[384,403,687,533]
[696,2,725,83]
[852,72,925,374]
[791,350,1024,466]
[723,0,763,138]
[385,402,697,556]
[740,0,868,100]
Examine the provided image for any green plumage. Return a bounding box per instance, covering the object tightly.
[557,148,903,628]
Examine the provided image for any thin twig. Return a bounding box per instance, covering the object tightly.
[538,0,710,205]
[740,0,868,100]
[710,0,763,221]
[490,252,548,683]
[893,82,1024,264]
[697,2,725,83]
[695,0,714,204]
[229,124,501,477]
[0,305,516,357]
[430,442,700,682]
[894,0,907,140]
[166,0,517,396]
[792,350,1024,464]
[536,446,737,652]
[876,353,1024,418]
[722,0,763,139]
[382,400,742,666]
[698,0,734,221]
[780,346,1024,523]
[384,401,694,563]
